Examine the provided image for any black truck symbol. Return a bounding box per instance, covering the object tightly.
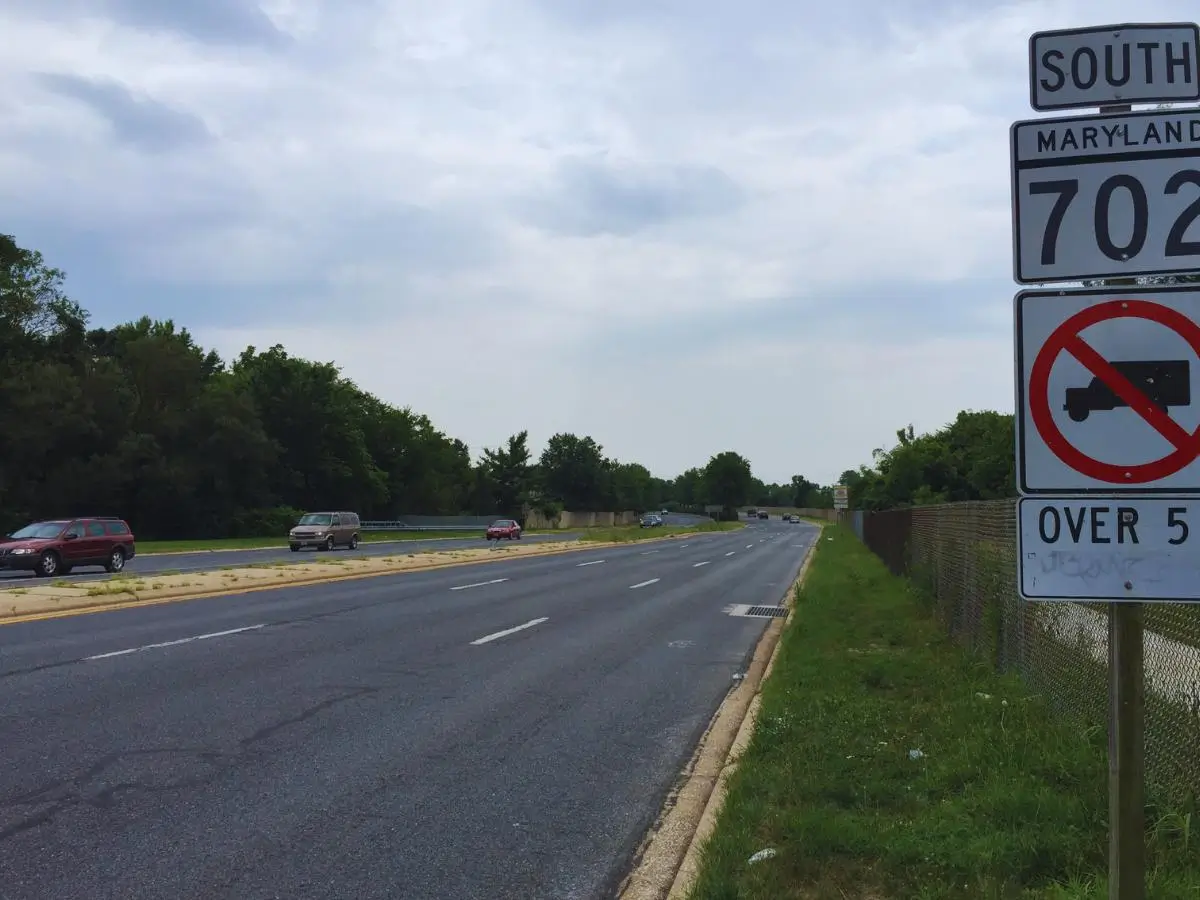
[1063,359,1191,423]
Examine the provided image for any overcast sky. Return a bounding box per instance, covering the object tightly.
[1,0,1189,484]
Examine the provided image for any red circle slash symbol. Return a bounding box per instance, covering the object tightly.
[1029,299,1200,484]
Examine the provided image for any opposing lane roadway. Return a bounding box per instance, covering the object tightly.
[0,513,713,586]
[0,519,818,900]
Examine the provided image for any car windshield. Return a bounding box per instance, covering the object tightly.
[297,514,333,526]
[7,521,67,540]
[491,520,513,527]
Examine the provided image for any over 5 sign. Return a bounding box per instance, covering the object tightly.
[1018,497,1196,601]
[1011,109,1200,283]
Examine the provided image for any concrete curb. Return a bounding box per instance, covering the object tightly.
[616,526,822,900]
[0,526,737,626]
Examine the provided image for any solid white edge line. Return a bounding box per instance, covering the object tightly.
[576,559,606,567]
[470,617,549,645]
[87,624,265,661]
[693,561,710,567]
[629,578,660,589]
[450,577,509,591]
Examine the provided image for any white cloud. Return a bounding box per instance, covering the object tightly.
[0,0,1192,484]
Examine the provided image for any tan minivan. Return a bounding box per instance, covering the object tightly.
[288,511,361,552]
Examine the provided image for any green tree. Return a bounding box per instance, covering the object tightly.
[232,345,388,513]
[702,451,753,514]
[537,433,609,511]
[480,430,533,516]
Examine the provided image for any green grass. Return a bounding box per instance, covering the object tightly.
[135,530,494,554]
[579,520,744,543]
[687,525,1200,899]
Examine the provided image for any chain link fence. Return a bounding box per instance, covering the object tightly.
[860,499,1200,807]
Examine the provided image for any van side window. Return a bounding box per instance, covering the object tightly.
[330,515,341,527]
[105,522,130,535]
[86,522,107,537]
[65,521,84,539]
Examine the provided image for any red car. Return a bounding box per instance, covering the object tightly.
[486,519,522,541]
[0,517,137,578]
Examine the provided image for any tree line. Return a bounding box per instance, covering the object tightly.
[840,411,1015,509]
[0,234,836,538]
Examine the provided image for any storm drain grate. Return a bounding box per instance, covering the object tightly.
[723,603,791,618]
[744,605,789,618]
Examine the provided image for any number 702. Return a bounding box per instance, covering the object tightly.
[1031,171,1200,265]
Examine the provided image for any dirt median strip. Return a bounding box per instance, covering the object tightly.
[0,530,712,625]
[616,528,821,900]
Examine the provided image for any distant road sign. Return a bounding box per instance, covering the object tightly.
[1011,109,1200,284]
[1018,496,1200,602]
[1016,286,1200,494]
[1029,23,1200,111]
[833,484,848,509]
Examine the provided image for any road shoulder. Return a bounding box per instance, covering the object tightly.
[616,527,819,900]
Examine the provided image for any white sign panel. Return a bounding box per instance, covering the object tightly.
[1029,23,1200,111]
[833,484,848,509]
[1011,110,1200,284]
[1016,285,1200,494]
[1018,496,1200,601]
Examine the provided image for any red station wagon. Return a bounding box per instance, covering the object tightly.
[0,517,137,578]
[486,519,522,541]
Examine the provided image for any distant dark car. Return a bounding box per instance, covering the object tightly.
[486,519,522,540]
[0,517,136,578]
[757,511,768,519]
[640,514,663,528]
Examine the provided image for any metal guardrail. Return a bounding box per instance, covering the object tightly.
[361,521,488,531]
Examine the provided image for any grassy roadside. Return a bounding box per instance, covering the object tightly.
[136,530,494,554]
[579,521,744,543]
[686,526,1199,899]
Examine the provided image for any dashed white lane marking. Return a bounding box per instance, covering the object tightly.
[745,544,754,549]
[451,577,509,591]
[86,624,265,660]
[630,578,660,589]
[693,561,710,568]
[470,617,548,645]
[576,559,606,567]
[679,544,689,548]
[725,551,736,557]
[641,549,660,555]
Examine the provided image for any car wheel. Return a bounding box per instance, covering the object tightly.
[36,551,60,578]
[349,535,359,550]
[104,547,126,573]
[515,531,521,540]
[290,544,300,552]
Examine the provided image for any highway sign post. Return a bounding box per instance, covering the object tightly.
[1015,285,1200,494]
[1011,109,1200,284]
[1006,26,1200,896]
[1029,23,1200,111]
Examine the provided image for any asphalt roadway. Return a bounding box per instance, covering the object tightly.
[0,518,818,900]
[0,514,714,586]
